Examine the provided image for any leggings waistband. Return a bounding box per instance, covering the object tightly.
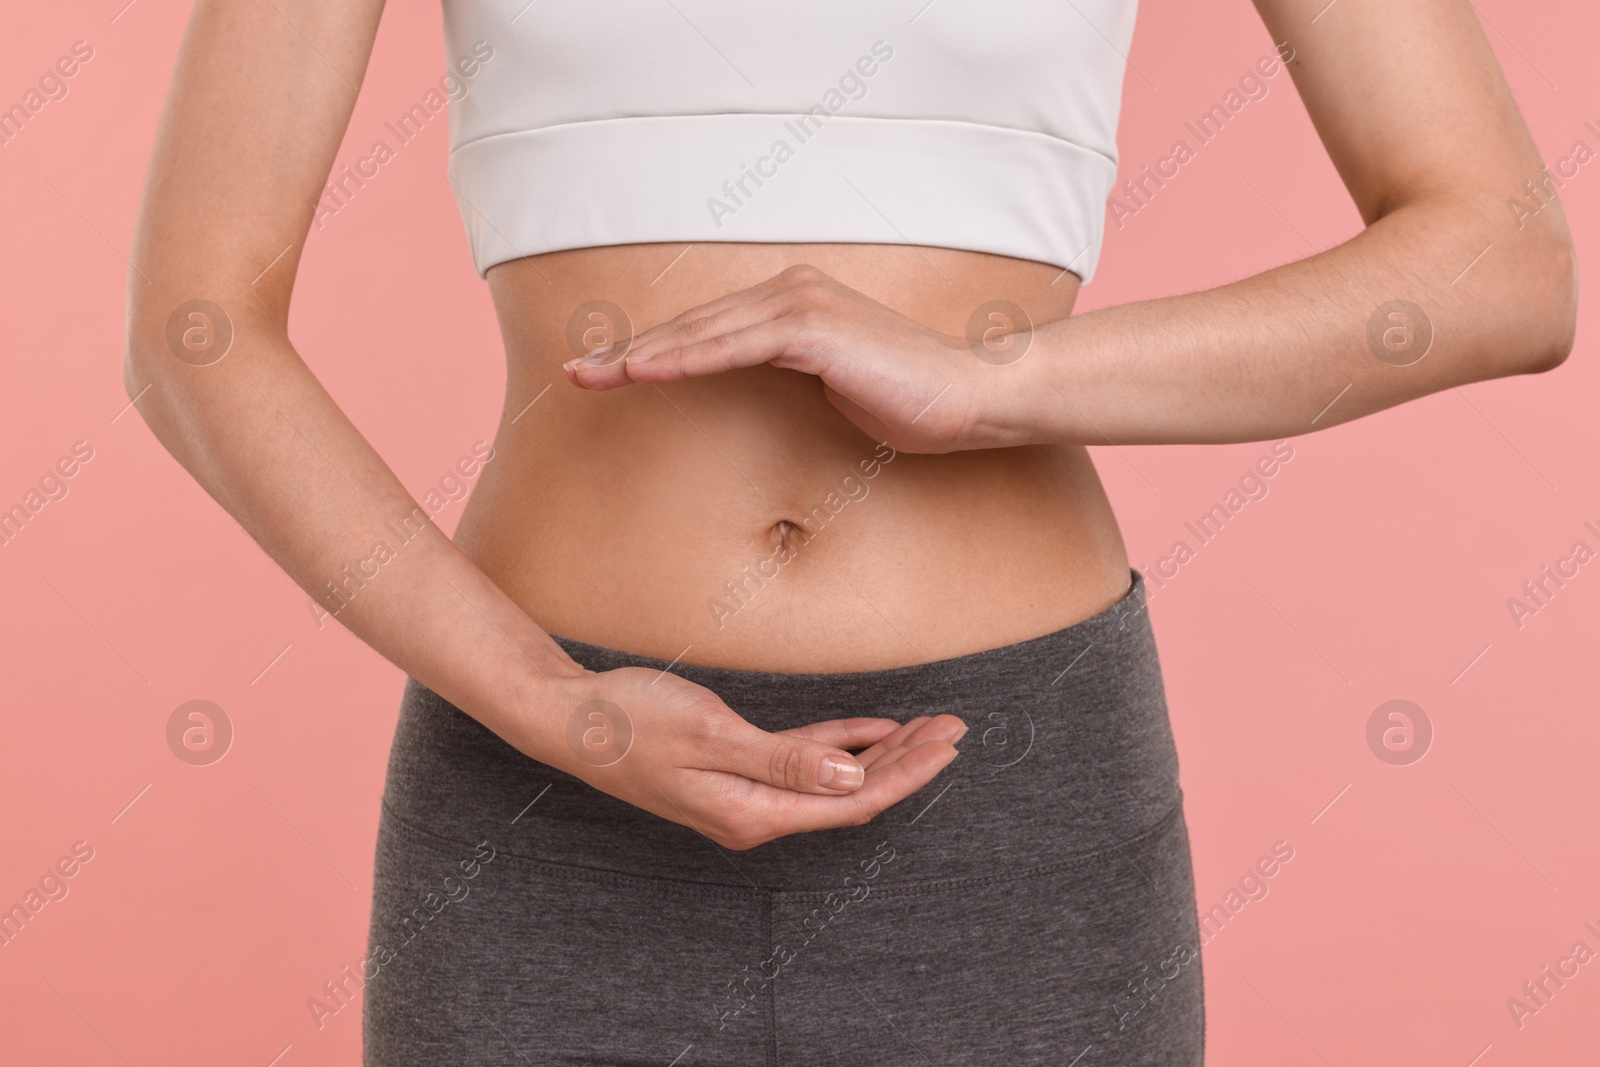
[379,568,1182,890]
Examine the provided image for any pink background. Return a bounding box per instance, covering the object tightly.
[2,1,1596,1064]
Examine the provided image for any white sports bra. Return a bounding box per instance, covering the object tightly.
[440,1,1138,282]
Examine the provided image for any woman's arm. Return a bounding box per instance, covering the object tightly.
[570,0,1577,450]
[125,0,578,750]
[125,0,964,849]
[1009,0,1579,445]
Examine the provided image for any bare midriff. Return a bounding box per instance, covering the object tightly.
[452,242,1130,673]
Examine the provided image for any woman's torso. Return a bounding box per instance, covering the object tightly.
[452,241,1130,672]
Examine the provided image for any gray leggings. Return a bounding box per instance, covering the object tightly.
[363,569,1204,1065]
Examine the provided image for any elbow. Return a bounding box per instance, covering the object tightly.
[122,293,236,407]
[1508,232,1579,375]
[122,309,183,430]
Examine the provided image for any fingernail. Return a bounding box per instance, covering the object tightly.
[954,722,970,742]
[562,348,614,373]
[623,351,654,364]
[821,756,864,789]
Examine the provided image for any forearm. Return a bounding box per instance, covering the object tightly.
[116,0,600,772]
[1016,192,1578,446]
[124,303,584,765]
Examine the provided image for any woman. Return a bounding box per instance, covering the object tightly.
[126,0,1575,1064]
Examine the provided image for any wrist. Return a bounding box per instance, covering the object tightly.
[1012,318,1096,446]
[967,332,1061,448]
[497,655,603,775]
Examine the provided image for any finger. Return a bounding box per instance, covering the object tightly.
[778,717,902,751]
[774,740,960,835]
[561,297,794,391]
[559,343,639,391]
[624,289,786,364]
[716,724,870,795]
[623,317,808,385]
[625,269,809,354]
[852,717,931,768]
[864,716,969,771]
[867,739,934,772]
[854,714,966,768]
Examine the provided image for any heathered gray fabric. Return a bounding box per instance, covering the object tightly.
[364,569,1204,1065]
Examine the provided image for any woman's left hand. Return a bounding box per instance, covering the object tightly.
[560,264,1035,453]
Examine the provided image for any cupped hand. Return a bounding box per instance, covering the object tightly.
[559,264,1034,453]
[552,664,966,851]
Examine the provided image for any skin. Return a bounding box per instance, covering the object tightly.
[125,0,1575,852]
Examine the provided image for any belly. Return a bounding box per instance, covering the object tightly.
[453,242,1130,672]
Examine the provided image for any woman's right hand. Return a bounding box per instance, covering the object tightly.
[544,665,967,851]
